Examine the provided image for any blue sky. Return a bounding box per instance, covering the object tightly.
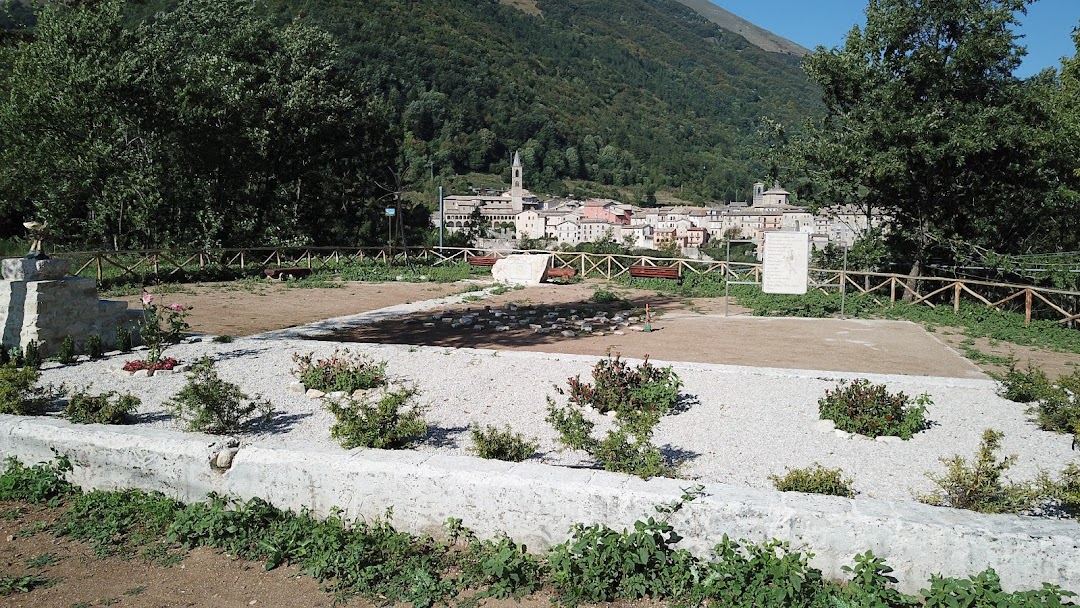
[715,0,1078,77]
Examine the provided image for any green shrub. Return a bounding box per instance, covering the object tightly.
[997,360,1055,403]
[561,354,682,427]
[546,399,672,479]
[0,362,56,415]
[769,464,855,498]
[1027,370,1080,440]
[0,456,75,506]
[116,326,132,352]
[166,357,274,434]
[590,288,624,304]
[85,334,104,360]
[65,389,140,424]
[917,429,1044,514]
[327,387,427,449]
[22,340,41,369]
[1051,463,1080,517]
[55,335,76,364]
[57,488,182,560]
[292,349,387,393]
[469,424,538,462]
[818,379,930,439]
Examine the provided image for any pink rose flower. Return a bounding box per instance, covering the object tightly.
[141,292,154,306]
[170,303,184,312]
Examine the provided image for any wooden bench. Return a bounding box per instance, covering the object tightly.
[543,267,577,283]
[467,255,499,268]
[263,266,311,281]
[629,264,682,284]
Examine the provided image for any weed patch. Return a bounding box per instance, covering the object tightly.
[470,424,538,462]
[770,464,855,498]
[65,389,140,424]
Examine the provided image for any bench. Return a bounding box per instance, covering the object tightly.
[629,264,682,284]
[467,255,499,268]
[543,267,577,283]
[264,266,312,281]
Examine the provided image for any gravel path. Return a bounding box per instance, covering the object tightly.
[35,294,1079,505]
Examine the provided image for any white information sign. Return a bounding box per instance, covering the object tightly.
[762,232,810,295]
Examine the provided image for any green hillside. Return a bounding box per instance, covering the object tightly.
[129,0,821,202]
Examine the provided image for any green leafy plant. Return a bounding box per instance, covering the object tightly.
[65,389,140,424]
[55,335,76,364]
[560,354,683,427]
[469,424,538,462]
[818,379,930,439]
[292,349,387,393]
[0,362,58,415]
[918,429,1044,514]
[326,387,427,449]
[839,551,918,607]
[548,517,696,605]
[116,326,132,352]
[921,568,1075,607]
[57,488,183,561]
[769,464,855,498]
[166,357,274,434]
[0,456,75,506]
[0,574,53,596]
[85,334,104,360]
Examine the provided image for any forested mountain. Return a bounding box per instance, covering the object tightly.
[673,0,808,57]
[132,0,822,202]
[0,0,821,249]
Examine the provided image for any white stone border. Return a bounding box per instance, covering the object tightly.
[0,416,1076,594]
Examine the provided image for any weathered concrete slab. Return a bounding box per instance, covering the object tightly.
[1,416,1077,594]
[1,258,70,281]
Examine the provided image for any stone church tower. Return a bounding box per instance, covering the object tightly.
[510,151,524,209]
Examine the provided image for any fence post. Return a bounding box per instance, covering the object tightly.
[1025,289,1033,326]
[890,278,896,303]
[953,282,961,313]
[96,254,103,283]
[306,250,312,269]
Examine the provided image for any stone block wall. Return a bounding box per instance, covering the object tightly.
[0,417,1077,594]
[0,277,140,355]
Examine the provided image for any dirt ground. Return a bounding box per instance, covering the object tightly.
[13,276,1074,607]
[124,278,1017,378]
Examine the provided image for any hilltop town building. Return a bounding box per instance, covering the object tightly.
[431,155,884,253]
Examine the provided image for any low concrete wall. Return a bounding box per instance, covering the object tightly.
[1,417,1077,594]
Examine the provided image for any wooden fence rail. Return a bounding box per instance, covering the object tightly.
[30,246,1079,327]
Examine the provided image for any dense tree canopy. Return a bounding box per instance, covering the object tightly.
[789,0,1079,273]
[0,0,401,249]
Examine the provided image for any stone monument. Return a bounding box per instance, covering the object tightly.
[491,253,553,286]
[1,224,140,356]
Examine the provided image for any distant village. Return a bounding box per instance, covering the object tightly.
[433,153,882,258]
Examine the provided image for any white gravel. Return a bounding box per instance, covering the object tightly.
[35,296,1080,505]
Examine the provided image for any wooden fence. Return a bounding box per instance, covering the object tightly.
[42,246,1080,327]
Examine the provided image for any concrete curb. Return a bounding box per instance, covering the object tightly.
[1,416,1077,594]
